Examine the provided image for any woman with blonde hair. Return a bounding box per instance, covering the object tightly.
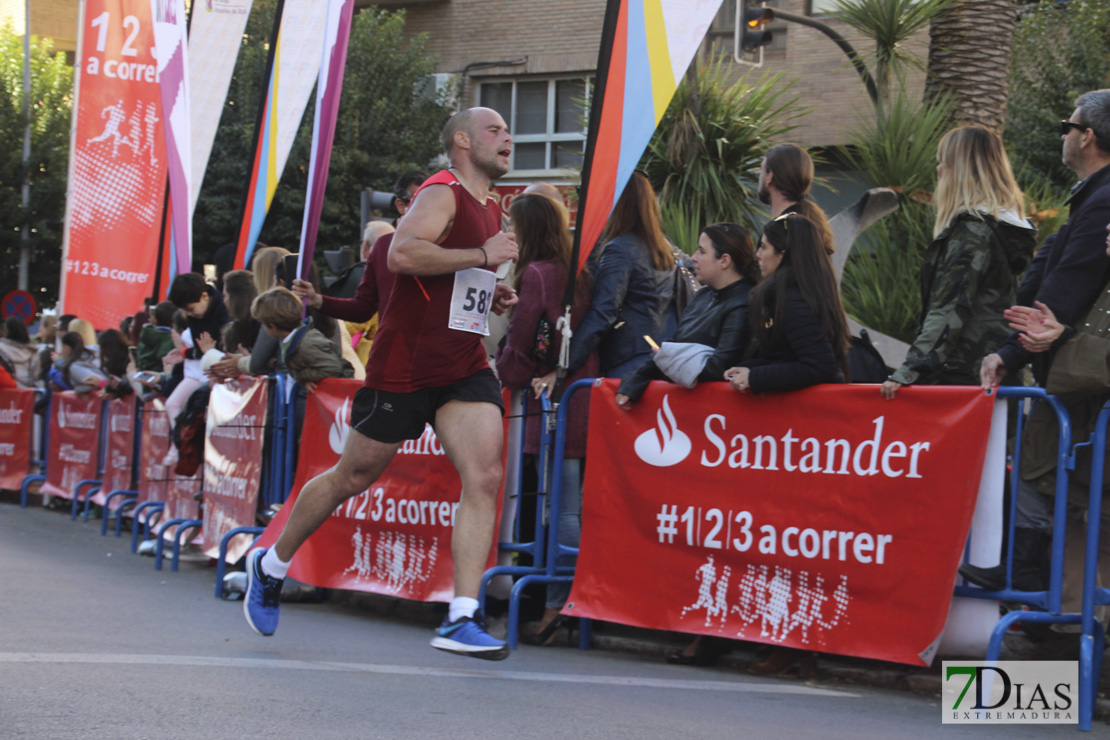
[880,125,1037,399]
[565,170,677,380]
[250,245,291,295]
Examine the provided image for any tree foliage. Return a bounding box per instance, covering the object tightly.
[639,55,802,253]
[1006,0,1110,194]
[0,27,72,307]
[193,4,454,262]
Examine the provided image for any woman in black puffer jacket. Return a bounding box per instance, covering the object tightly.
[616,222,760,407]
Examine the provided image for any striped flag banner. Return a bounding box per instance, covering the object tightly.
[150,0,192,276]
[573,0,723,275]
[233,0,328,271]
[188,0,254,206]
[296,0,355,282]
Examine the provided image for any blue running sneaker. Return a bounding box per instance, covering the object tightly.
[430,612,509,660]
[244,548,283,636]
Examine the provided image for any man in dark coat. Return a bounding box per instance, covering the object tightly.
[981,89,1110,387]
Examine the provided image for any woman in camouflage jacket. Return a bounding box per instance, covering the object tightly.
[881,126,1037,398]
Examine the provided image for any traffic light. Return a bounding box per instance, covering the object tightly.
[739,0,773,54]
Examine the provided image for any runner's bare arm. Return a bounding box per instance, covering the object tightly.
[389,184,518,276]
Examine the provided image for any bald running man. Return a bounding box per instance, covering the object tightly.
[244,108,520,660]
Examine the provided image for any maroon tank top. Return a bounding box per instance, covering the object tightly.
[364,170,502,392]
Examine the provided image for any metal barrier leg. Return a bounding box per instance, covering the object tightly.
[82,487,101,523]
[215,526,265,598]
[19,474,45,508]
[169,519,204,572]
[114,498,140,537]
[71,479,101,521]
[154,518,197,571]
[100,491,138,536]
[131,502,164,553]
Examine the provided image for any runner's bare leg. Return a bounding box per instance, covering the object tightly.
[433,399,504,599]
[272,430,401,562]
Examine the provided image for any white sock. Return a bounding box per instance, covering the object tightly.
[260,548,290,580]
[449,596,479,622]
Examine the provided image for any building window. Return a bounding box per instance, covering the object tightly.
[478,76,592,175]
[808,0,839,15]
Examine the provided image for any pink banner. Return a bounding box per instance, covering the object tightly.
[0,389,36,490]
[203,377,268,562]
[150,0,192,274]
[41,392,103,500]
[295,0,354,280]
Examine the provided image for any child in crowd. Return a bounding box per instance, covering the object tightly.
[136,301,177,371]
[251,287,352,391]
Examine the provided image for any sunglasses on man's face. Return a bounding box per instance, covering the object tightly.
[1061,120,1088,137]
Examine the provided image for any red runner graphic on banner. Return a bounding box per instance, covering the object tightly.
[60,0,168,329]
[40,392,103,500]
[92,395,136,506]
[255,379,503,602]
[203,377,268,562]
[564,380,994,666]
[0,389,35,490]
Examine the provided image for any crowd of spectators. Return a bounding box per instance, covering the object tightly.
[10,91,1110,667]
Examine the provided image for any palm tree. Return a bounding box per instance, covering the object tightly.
[924,0,1019,133]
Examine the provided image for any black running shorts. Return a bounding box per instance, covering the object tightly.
[349,368,504,444]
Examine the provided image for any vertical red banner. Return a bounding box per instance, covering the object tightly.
[40,392,103,499]
[60,0,168,329]
[0,389,36,490]
[203,377,268,562]
[91,395,136,506]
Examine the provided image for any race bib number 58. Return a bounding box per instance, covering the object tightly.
[448,267,497,335]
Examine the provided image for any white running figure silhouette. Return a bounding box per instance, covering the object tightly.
[87,100,137,157]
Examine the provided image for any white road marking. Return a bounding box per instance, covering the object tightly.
[0,652,857,697]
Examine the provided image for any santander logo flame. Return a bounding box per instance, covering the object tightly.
[634,395,692,467]
[329,398,351,455]
[58,405,67,429]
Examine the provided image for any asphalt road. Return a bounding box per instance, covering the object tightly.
[0,502,1084,739]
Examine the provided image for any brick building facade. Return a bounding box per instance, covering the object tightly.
[379,0,926,182]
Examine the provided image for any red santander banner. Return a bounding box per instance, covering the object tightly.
[134,395,171,520]
[0,389,35,490]
[203,377,268,562]
[40,392,103,499]
[92,394,136,506]
[255,379,503,602]
[60,0,168,329]
[564,380,994,666]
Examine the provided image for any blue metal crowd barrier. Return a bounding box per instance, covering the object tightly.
[480,383,590,650]
[955,388,1077,639]
[478,392,552,606]
[153,518,204,572]
[504,379,593,651]
[1073,401,1110,731]
[214,526,265,598]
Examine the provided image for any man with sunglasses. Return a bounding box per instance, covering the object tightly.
[981,89,1110,389]
[968,91,1110,597]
